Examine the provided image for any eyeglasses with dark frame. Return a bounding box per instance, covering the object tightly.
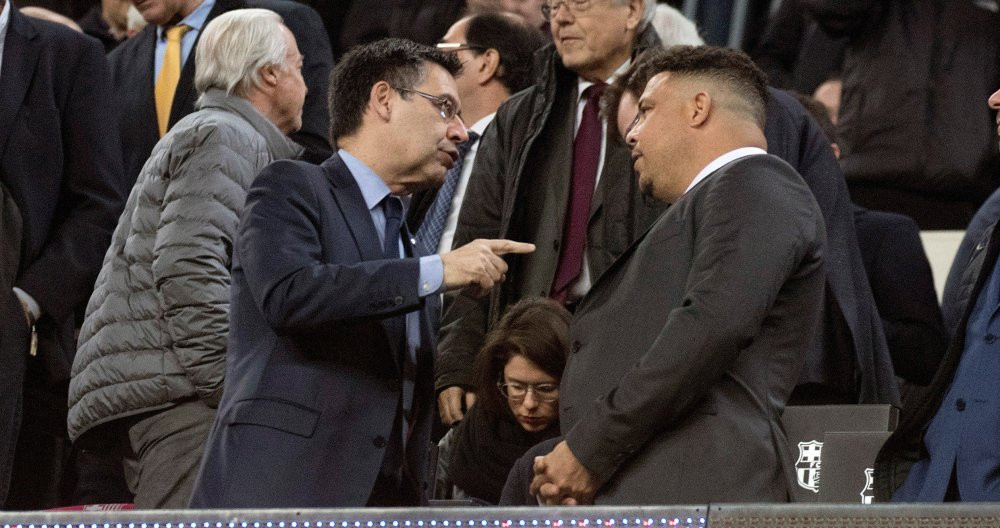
[391,86,459,121]
[541,0,596,22]
[436,42,488,54]
[497,381,560,403]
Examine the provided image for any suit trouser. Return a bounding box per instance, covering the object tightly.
[122,399,214,509]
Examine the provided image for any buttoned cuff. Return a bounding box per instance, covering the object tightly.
[418,255,445,297]
[12,287,42,322]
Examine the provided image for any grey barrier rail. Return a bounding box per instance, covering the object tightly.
[2,504,1000,528]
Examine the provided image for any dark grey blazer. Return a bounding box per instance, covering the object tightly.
[560,154,826,503]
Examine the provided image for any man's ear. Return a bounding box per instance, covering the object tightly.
[689,92,711,127]
[624,0,644,31]
[477,48,502,86]
[259,63,280,90]
[369,80,394,121]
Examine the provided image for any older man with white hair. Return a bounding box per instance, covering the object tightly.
[67,8,305,509]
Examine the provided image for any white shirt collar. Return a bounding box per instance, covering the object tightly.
[468,112,495,137]
[0,1,11,44]
[577,59,631,100]
[684,147,768,195]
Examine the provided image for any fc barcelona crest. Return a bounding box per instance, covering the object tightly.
[795,440,823,493]
[861,467,875,504]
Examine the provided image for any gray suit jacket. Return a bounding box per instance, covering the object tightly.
[561,154,826,503]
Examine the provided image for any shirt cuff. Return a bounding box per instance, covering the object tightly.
[418,255,445,297]
[12,287,42,322]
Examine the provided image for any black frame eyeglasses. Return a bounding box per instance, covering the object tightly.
[436,42,487,54]
[541,0,596,22]
[392,86,459,122]
[497,381,560,403]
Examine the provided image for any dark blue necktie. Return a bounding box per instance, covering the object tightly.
[415,131,479,254]
[382,195,404,258]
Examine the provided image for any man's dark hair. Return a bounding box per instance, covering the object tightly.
[791,91,838,145]
[471,297,571,419]
[603,45,769,133]
[328,38,462,143]
[463,12,546,94]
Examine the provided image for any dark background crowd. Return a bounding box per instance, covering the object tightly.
[2,0,1000,512]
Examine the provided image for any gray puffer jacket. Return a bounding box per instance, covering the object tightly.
[68,90,302,442]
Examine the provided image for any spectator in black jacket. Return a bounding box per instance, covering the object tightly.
[802,0,1000,229]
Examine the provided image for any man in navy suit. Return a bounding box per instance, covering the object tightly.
[108,0,333,182]
[0,0,125,507]
[875,85,1000,502]
[190,38,535,508]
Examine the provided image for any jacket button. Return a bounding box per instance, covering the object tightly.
[572,341,582,353]
[373,436,387,448]
[394,296,403,305]
[956,398,966,412]
[986,334,997,344]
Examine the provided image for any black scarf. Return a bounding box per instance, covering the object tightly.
[449,404,558,504]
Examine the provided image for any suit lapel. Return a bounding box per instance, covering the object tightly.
[168,0,242,128]
[132,27,159,138]
[0,9,40,156]
[322,154,384,263]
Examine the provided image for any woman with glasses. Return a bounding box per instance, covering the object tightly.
[434,297,570,504]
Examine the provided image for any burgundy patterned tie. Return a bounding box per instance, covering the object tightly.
[551,83,606,303]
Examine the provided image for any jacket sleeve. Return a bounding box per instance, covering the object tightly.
[435,110,510,392]
[16,35,126,323]
[564,166,826,485]
[237,161,423,334]
[151,131,255,407]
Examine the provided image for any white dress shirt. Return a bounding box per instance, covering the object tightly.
[437,112,495,253]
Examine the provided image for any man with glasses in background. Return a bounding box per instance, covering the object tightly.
[407,12,543,264]
[190,38,534,508]
[435,0,662,429]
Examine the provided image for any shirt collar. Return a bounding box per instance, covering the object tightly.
[469,113,495,137]
[684,147,768,195]
[157,0,214,39]
[0,1,11,43]
[577,59,631,101]
[338,148,393,212]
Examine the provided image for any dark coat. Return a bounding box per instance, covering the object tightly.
[563,154,826,503]
[875,220,1000,501]
[190,154,440,507]
[802,0,1000,199]
[0,7,126,502]
[108,0,333,183]
[766,87,899,405]
[943,187,1000,336]
[853,208,947,385]
[435,27,668,393]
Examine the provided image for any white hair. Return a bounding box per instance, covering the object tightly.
[651,3,704,46]
[639,0,656,31]
[194,8,289,99]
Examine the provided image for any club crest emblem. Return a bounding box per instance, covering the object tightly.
[861,467,875,504]
[795,440,823,493]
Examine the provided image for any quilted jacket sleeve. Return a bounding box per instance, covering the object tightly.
[150,126,259,407]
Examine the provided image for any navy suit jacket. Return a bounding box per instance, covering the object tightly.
[108,0,333,183]
[190,154,440,507]
[0,7,125,501]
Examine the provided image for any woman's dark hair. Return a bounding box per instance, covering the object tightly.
[472,297,571,416]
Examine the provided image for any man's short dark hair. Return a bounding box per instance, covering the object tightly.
[604,45,769,132]
[791,91,838,145]
[463,12,546,95]
[328,38,462,143]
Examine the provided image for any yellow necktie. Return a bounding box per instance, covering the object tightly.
[154,24,191,137]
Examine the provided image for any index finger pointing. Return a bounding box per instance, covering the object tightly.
[487,239,536,255]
